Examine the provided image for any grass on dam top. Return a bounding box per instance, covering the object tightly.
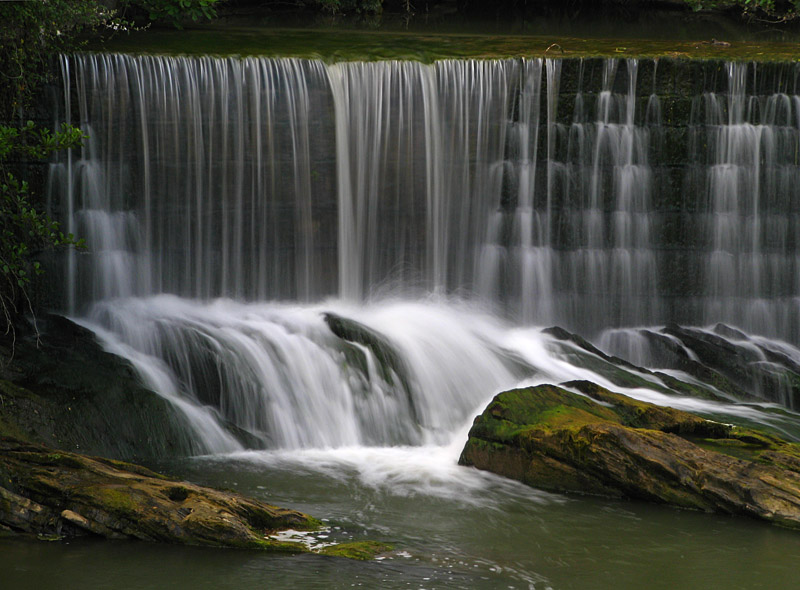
[91,25,800,63]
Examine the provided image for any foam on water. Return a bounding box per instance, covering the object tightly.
[77,296,800,470]
[206,444,560,507]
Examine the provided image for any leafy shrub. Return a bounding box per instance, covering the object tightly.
[684,0,800,20]
[0,1,221,340]
[0,122,86,337]
[136,0,221,28]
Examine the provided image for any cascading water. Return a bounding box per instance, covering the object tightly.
[49,53,800,456]
[26,49,800,590]
[55,55,669,325]
[693,62,800,336]
[82,296,532,451]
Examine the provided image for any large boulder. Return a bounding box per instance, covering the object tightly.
[0,314,195,461]
[460,380,800,529]
[0,437,318,549]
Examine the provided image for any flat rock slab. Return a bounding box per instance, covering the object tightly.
[460,380,800,529]
[0,437,318,550]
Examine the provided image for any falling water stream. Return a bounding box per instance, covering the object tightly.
[18,53,800,588]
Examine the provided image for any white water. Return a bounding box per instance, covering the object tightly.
[73,295,800,483]
[48,54,800,475]
[55,54,800,341]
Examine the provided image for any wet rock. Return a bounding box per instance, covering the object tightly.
[460,380,800,529]
[323,312,419,424]
[544,325,728,401]
[0,314,195,461]
[658,324,800,407]
[0,437,319,549]
[323,312,409,386]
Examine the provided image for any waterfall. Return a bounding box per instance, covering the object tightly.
[689,62,800,337]
[55,55,335,305]
[54,54,670,330]
[81,297,530,450]
[49,53,800,452]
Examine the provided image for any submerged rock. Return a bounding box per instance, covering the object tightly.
[460,381,800,529]
[600,323,800,408]
[319,541,394,560]
[661,324,800,408]
[0,437,318,550]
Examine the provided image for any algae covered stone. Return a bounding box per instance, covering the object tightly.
[319,541,393,560]
[0,437,318,549]
[460,380,800,529]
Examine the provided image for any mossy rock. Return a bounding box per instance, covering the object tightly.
[319,541,393,560]
[461,381,800,529]
[0,437,319,549]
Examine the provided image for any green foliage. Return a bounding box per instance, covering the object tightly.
[0,1,113,118]
[684,0,800,20]
[305,0,383,15]
[0,1,220,338]
[0,123,86,335]
[0,121,86,162]
[0,1,223,117]
[135,0,221,28]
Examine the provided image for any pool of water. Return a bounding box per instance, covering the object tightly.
[4,445,800,590]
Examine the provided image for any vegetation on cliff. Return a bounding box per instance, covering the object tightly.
[0,125,86,342]
[223,0,800,21]
[685,0,800,21]
[0,1,222,340]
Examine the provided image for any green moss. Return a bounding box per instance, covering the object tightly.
[85,486,140,516]
[0,416,31,442]
[685,436,766,462]
[488,385,620,429]
[729,429,777,447]
[255,539,309,553]
[319,541,393,560]
[96,458,167,479]
[90,27,800,63]
[482,382,800,469]
[45,454,85,469]
[467,382,764,469]
[165,486,189,502]
[464,381,800,527]
[297,516,324,531]
[465,436,508,453]
[16,451,85,470]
